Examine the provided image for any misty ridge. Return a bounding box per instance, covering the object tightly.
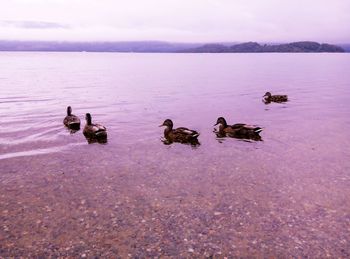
[0,40,347,53]
[185,41,346,53]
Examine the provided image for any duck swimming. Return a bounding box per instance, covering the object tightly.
[83,113,107,140]
[214,117,262,141]
[63,106,80,130]
[263,92,288,103]
[160,119,200,145]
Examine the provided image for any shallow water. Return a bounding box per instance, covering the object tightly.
[1,52,350,257]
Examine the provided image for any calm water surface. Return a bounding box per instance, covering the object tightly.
[1,52,350,257]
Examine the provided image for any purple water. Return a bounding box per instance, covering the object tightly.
[1,52,350,257]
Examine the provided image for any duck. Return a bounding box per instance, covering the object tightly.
[159,119,200,145]
[63,106,81,130]
[83,113,107,140]
[263,92,288,103]
[214,117,262,140]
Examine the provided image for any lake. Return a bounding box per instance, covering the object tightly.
[1,52,350,257]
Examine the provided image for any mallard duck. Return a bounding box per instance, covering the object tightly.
[83,113,107,140]
[263,92,288,103]
[160,119,199,145]
[63,106,80,130]
[214,117,262,140]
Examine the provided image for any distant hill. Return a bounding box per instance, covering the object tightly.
[185,41,345,53]
[339,44,350,52]
[0,40,346,53]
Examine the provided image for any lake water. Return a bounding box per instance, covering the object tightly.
[1,52,350,257]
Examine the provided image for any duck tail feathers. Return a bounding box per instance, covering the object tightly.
[68,122,80,129]
[192,133,200,138]
[190,131,200,138]
[254,127,263,133]
[69,122,80,126]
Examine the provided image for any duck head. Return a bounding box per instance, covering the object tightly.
[85,113,92,125]
[160,119,173,129]
[263,92,272,98]
[214,117,227,127]
[67,106,72,116]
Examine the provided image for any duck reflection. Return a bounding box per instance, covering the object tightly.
[68,128,80,134]
[161,137,200,147]
[85,136,108,144]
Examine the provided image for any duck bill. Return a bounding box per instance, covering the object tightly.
[159,124,164,127]
[214,123,219,126]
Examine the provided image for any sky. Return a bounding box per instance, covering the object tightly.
[0,0,349,43]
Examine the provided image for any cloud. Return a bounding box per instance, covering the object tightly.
[0,20,70,29]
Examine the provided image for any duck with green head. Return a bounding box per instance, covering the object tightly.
[214,117,262,141]
[263,92,288,103]
[63,106,81,130]
[160,119,200,145]
[83,113,107,140]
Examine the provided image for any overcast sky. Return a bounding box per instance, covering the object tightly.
[0,0,349,43]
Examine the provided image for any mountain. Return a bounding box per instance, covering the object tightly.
[0,40,346,53]
[185,41,345,53]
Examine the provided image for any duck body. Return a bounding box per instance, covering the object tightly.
[263,92,288,103]
[215,117,262,141]
[83,113,107,140]
[63,106,80,130]
[160,119,199,145]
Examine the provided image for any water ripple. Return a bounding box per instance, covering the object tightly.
[0,142,85,161]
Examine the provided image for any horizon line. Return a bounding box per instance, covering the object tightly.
[0,39,349,45]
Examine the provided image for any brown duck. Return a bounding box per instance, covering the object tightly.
[83,113,107,140]
[214,117,262,140]
[160,119,199,145]
[63,106,80,130]
[263,92,288,103]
